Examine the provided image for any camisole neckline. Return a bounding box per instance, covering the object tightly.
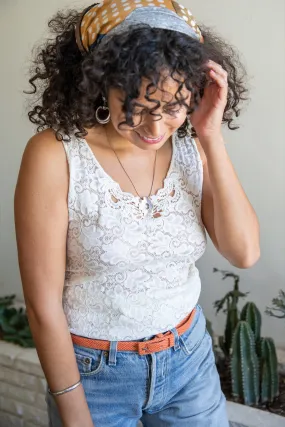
[80,132,176,201]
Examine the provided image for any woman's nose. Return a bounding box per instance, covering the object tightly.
[143,115,164,137]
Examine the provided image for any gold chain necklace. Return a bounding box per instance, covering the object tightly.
[105,129,157,212]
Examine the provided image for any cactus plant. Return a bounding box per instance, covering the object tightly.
[219,303,239,357]
[266,290,285,319]
[214,269,281,407]
[259,337,279,403]
[240,302,261,342]
[231,321,260,406]
[213,269,248,356]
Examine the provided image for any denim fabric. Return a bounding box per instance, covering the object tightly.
[46,306,229,426]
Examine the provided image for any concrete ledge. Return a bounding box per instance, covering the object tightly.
[227,401,284,427]
[230,423,247,427]
[136,402,285,427]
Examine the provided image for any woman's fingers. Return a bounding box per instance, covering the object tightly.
[206,60,228,82]
[209,69,228,88]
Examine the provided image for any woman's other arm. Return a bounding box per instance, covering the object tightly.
[14,130,94,427]
[196,136,260,269]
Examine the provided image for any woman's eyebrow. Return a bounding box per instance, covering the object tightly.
[117,98,150,109]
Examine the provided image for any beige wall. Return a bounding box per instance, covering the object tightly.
[0,1,284,346]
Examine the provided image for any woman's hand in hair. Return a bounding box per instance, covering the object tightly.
[190,60,228,143]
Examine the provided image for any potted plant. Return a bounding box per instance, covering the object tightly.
[266,290,285,320]
[212,269,284,421]
[0,295,34,348]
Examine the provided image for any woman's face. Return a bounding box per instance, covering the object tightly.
[107,74,191,151]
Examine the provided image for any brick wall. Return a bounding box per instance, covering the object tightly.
[0,341,48,427]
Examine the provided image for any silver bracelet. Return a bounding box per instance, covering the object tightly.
[48,379,81,396]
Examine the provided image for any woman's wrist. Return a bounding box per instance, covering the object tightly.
[198,133,226,158]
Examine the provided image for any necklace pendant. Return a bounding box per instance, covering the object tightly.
[145,197,153,211]
[139,197,153,213]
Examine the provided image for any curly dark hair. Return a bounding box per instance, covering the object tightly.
[25,6,249,141]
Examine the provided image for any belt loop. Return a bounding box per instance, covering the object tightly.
[170,327,181,351]
[108,341,118,366]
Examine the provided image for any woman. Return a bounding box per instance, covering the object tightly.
[14,1,260,426]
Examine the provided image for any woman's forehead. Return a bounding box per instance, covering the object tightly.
[112,74,190,104]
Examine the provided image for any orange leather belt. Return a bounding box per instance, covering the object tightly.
[71,308,196,356]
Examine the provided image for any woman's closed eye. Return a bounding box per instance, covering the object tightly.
[133,109,148,116]
[132,105,185,117]
[164,105,184,114]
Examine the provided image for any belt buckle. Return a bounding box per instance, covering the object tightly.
[138,335,171,355]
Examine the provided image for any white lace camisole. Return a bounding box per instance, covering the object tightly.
[62,131,207,340]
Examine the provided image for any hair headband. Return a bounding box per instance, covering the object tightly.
[75,0,203,55]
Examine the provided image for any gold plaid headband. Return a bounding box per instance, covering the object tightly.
[75,1,203,55]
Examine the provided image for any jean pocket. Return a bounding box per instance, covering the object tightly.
[74,345,105,377]
[179,307,206,356]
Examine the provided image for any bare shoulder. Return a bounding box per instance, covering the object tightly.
[24,128,66,167]
[15,129,69,205]
[18,129,68,186]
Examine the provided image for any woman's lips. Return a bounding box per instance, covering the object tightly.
[136,132,165,144]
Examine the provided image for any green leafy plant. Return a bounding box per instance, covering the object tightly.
[0,295,34,348]
[214,268,279,406]
[266,290,285,319]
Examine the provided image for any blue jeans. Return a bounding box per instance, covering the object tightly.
[46,305,228,426]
